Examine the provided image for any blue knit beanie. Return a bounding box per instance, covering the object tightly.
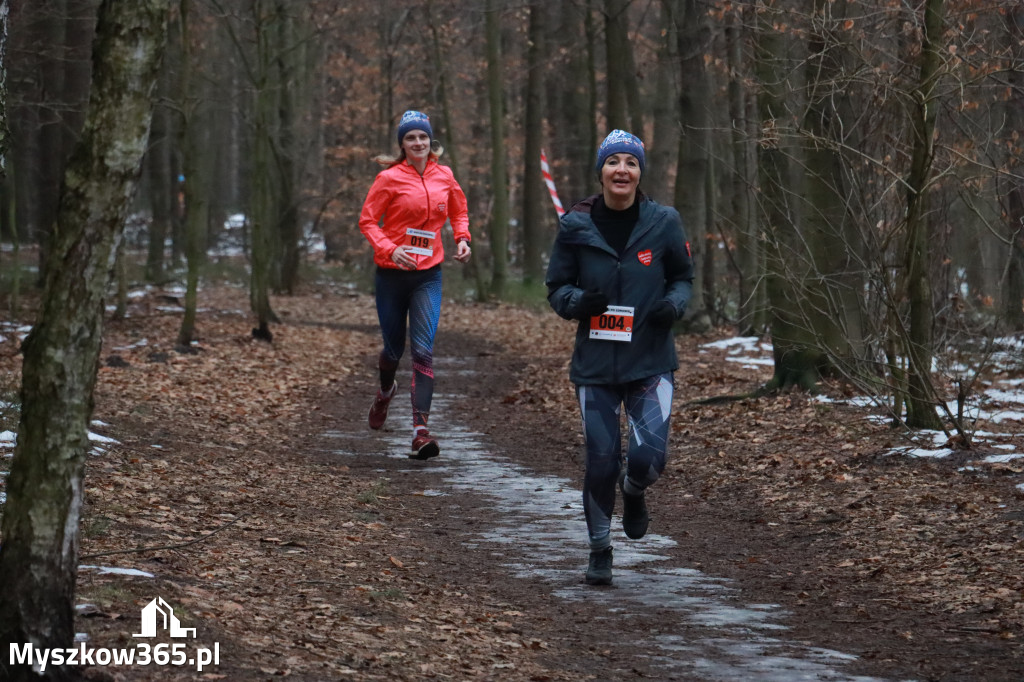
[595,129,645,176]
[397,110,433,144]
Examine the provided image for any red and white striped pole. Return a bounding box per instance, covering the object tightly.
[540,149,565,218]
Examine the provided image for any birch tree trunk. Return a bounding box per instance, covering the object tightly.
[0,3,169,679]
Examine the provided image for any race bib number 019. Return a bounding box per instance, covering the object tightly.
[589,305,634,342]
[405,228,435,257]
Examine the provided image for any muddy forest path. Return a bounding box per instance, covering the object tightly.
[62,286,1023,681]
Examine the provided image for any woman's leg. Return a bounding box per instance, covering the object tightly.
[407,267,443,431]
[576,383,624,549]
[374,268,411,389]
[622,372,674,492]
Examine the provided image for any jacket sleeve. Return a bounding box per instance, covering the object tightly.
[545,229,586,321]
[359,173,399,261]
[662,208,694,317]
[448,177,471,243]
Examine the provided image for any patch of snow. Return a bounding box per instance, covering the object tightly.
[893,447,955,459]
[983,453,1024,464]
[701,337,762,352]
[89,432,119,445]
[79,565,154,578]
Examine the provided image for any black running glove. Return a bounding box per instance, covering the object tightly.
[577,289,610,319]
[648,300,677,329]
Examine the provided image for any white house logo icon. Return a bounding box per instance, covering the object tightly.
[133,597,197,638]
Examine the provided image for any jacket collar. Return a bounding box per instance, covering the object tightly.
[396,157,437,176]
[560,193,664,253]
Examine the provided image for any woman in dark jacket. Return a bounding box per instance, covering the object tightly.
[546,129,694,585]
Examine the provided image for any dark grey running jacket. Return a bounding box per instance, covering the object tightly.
[545,194,694,385]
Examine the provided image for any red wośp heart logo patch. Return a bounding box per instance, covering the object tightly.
[637,249,652,266]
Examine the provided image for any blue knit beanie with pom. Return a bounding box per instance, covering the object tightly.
[397,110,433,144]
[595,129,645,176]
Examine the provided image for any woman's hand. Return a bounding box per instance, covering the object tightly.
[455,239,472,263]
[391,245,417,270]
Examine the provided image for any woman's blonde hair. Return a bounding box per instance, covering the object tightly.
[374,140,446,168]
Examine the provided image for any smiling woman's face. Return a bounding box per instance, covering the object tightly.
[401,130,431,163]
[600,153,641,208]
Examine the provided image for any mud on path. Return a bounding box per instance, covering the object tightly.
[51,285,1024,681]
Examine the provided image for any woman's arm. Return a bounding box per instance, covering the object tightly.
[358,175,399,261]
[545,234,586,321]
[662,209,694,315]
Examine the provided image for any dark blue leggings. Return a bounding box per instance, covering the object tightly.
[576,373,674,548]
[374,265,443,429]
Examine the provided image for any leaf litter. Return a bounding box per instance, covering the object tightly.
[0,281,1021,680]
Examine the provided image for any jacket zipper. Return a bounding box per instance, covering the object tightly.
[613,257,622,383]
[416,168,431,267]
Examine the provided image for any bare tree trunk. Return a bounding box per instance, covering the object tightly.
[604,0,630,130]
[379,8,410,150]
[0,0,9,182]
[145,86,172,283]
[485,0,508,297]
[271,0,303,295]
[675,0,711,325]
[649,0,679,203]
[249,0,279,340]
[1003,6,1024,331]
[549,0,596,204]
[800,0,859,365]
[521,0,547,284]
[0,0,10,315]
[0,3,168,679]
[756,4,822,391]
[177,0,206,348]
[902,0,944,429]
[726,6,762,335]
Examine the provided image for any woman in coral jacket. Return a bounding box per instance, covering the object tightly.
[359,110,471,460]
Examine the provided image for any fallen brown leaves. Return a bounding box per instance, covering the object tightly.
[0,278,1021,681]
[65,285,574,681]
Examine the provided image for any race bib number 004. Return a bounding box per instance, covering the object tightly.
[405,228,435,257]
[589,305,634,342]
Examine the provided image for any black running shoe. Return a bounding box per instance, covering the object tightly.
[585,546,613,585]
[620,471,650,539]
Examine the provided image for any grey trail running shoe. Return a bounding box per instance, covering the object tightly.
[585,546,613,585]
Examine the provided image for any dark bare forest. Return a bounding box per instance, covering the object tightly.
[0,1,1023,680]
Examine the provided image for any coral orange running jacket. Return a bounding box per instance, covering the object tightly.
[359,158,470,270]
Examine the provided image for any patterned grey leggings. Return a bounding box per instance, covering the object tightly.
[374,265,443,430]
[576,373,674,549]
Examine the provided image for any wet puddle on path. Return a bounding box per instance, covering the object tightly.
[326,393,907,682]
